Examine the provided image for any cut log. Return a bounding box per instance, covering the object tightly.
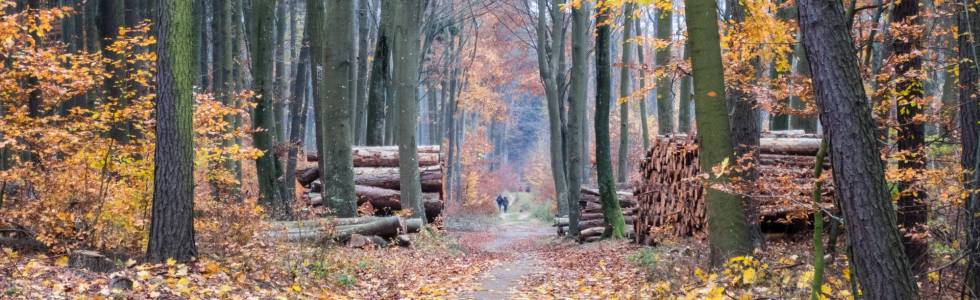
[308,147,440,168]
[632,134,834,245]
[296,166,443,192]
[297,167,320,186]
[68,250,115,273]
[268,216,408,242]
[307,146,441,162]
[396,234,412,247]
[334,216,406,241]
[109,275,134,291]
[306,186,444,220]
[405,218,423,233]
[759,137,822,155]
[578,227,605,242]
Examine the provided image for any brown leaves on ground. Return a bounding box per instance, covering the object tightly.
[0,227,500,299]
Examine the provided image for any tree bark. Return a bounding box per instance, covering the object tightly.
[685,0,752,265]
[635,17,651,150]
[307,0,359,217]
[797,0,918,297]
[726,0,765,250]
[250,0,291,220]
[960,0,980,294]
[147,0,197,263]
[365,1,392,146]
[594,1,628,239]
[655,6,673,134]
[566,0,591,236]
[533,0,571,216]
[283,33,310,205]
[391,0,426,222]
[355,0,372,145]
[617,1,634,184]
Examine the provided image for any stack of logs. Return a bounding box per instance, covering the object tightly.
[555,187,637,243]
[633,132,833,245]
[267,216,422,248]
[296,146,444,223]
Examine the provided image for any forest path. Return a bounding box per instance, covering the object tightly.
[463,212,554,300]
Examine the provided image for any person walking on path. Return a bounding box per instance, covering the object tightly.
[495,194,510,213]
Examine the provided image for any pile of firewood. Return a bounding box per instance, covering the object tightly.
[267,216,421,248]
[633,132,833,245]
[554,187,637,243]
[296,146,444,222]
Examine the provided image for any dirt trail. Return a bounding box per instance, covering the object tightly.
[465,213,553,300]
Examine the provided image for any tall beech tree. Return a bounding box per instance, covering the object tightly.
[685,0,752,265]
[654,4,672,134]
[595,0,628,238]
[797,0,918,296]
[392,0,426,221]
[147,0,197,263]
[283,34,309,206]
[616,1,634,184]
[308,0,358,217]
[635,17,651,150]
[366,1,393,146]
[250,0,292,220]
[566,0,591,236]
[532,0,570,216]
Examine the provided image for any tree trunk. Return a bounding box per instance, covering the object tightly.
[797,0,918,297]
[355,0,372,145]
[273,0,288,143]
[678,42,693,134]
[594,2,628,239]
[147,0,197,263]
[726,0,765,250]
[655,6,673,134]
[283,33,309,205]
[635,17,651,150]
[616,1,634,184]
[891,0,928,272]
[566,0,591,236]
[960,0,980,294]
[250,0,291,220]
[365,1,392,146]
[391,0,426,222]
[685,0,752,265]
[533,0,571,216]
[307,0,358,217]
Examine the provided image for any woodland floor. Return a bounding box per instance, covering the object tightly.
[2,200,882,299]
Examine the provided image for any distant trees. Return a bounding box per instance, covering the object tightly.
[147,0,197,263]
[685,0,752,264]
[797,0,917,296]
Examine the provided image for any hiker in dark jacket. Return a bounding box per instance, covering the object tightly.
[495,194,509,212]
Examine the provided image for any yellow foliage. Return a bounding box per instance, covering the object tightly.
[0,4,263,254]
